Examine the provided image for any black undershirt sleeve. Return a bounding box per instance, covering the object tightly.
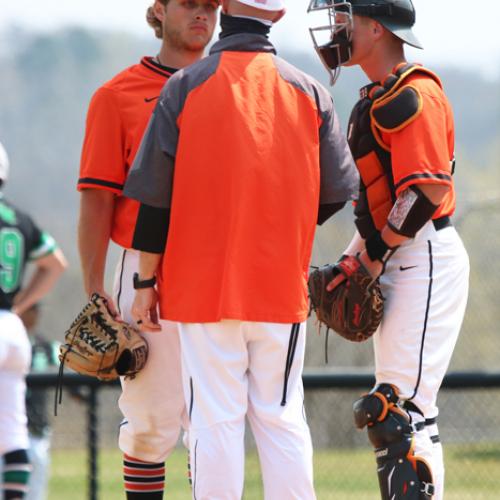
[317,201,346,225]
[130,201,344,251]
[131,203,170,253]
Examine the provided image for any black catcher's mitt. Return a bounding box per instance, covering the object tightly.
[308,255,383,342]
[59,293,148,381]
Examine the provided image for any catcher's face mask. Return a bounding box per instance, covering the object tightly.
[308,0,354,85]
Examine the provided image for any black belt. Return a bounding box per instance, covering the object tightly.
[432,216,452,231]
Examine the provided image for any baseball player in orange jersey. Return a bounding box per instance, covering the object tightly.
[1,141,67,500]
[309,1,469,499]
[77,1,219,498]
[123,0,359,498]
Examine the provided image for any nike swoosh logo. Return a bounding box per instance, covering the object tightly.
[400,265,417,271]
[144,96,159,103]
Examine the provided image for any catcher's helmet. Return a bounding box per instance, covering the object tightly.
[354,0,422,49]
[0,141,9,185]
[308,0,422,83]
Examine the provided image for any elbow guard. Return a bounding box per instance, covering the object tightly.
[387,186,439,238]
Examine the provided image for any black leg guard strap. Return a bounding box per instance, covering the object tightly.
[353,384,435,499]
[353,383,400,429]
[373,428,434,500]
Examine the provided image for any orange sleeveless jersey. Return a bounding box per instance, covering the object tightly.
[380,71,456,218]
[78,58,173,248]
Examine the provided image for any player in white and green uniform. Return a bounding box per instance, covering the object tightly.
[0,141,67,500]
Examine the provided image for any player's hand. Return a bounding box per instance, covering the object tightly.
[358,250,384,279]
[88,289,120,319]
[131,288,161,332]
[326,269,346,292]
[11,291,29,316]
[325,251,383,292]
[325,255,350,292]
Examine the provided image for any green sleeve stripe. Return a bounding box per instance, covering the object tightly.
[29,232,57,260]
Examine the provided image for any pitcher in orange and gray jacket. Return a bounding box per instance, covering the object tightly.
[124,1,359,498]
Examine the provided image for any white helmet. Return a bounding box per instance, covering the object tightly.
[236,0,285,11]
[0,141,9,185]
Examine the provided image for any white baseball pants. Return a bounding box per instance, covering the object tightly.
[113,249,187,463]
[179,320,316,500]
[0,310,31,455]
[375,220,469,500]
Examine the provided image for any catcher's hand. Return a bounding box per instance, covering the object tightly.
[59,293,148,381]
[308,255,384,342]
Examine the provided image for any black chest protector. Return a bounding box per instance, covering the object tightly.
[347,63,442,240]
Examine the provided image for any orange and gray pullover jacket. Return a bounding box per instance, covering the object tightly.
[124,28,358,324]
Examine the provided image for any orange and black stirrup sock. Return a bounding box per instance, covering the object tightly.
[123,454,165,499]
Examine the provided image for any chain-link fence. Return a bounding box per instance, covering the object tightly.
[25,195,500,499]
[36,372,500,500]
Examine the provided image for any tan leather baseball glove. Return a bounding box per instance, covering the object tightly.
[59,293,148,381]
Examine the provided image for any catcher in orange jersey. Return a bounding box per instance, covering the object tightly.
[77,2,219,498]
[309,1,469,499]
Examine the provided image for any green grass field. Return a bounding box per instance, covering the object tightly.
[48,444,500,499]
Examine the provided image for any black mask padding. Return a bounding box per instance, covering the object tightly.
[318,26,352,69]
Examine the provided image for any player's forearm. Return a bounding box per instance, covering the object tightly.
[361,183,451,276]
[343,230,365,256]
[12,249,67,315]
[138,251,162,280]
[382,183,450,247]
[78,190,115,295]
[13,268,58,315]
[79,239,109,295]
[130,203,170,254]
